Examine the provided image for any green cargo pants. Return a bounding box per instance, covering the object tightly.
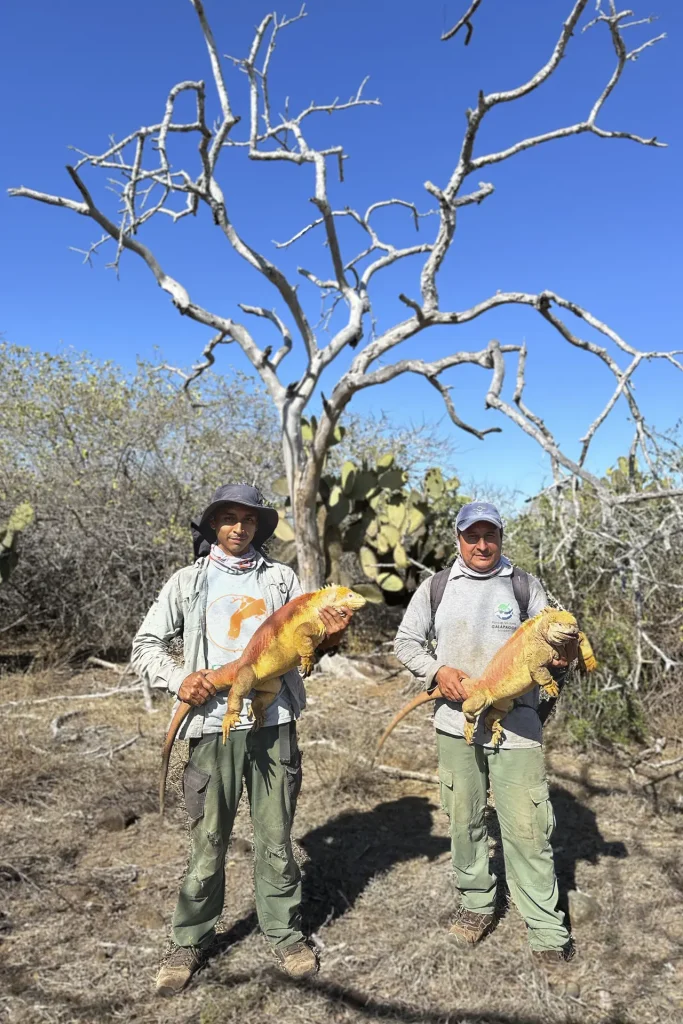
[172,724,303,950]
[436,730,569,952]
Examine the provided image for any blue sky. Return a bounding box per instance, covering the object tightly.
[2,0,681,498]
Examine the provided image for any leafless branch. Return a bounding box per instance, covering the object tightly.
[442,0,484,45]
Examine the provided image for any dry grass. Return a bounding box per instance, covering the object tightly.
[1,661,682,1024]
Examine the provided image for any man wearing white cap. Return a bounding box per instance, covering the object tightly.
[394,502,575,982]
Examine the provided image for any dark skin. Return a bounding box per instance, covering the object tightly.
[436,520,569,702]
[179,502,353,706]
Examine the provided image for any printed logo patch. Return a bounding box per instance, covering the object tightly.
[495,602,513,621]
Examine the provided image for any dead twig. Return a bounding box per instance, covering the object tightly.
[1,684,144,708]
[84,733,141,759]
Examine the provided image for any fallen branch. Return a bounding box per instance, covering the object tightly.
[85,655,157,712]
[97,941,158,955]
[375,764,439,784]
[85,734,140,759]
[85,656,133,674]
[50,709,83,741]
[1,683,144,708]
[300,738,439,784]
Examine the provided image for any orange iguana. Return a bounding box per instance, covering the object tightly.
[376,608,596,756]
[160,585,366,814]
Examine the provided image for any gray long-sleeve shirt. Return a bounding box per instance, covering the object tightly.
[394,557,547,748]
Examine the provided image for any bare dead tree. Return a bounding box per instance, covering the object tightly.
[9,0,680,589]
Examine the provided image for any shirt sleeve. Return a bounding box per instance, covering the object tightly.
[130,573,188,696]
[393,577,444,690]
[286,567,304,600]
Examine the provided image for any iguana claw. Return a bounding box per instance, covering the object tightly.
[221,711,241,743]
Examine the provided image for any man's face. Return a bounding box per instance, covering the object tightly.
[458,520,502,573]
[210,503,258,556]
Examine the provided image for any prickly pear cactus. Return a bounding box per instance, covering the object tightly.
[272,441,468,603]
[0,502,34,583]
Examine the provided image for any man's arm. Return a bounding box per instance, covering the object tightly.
[393,578,468,699]
[131,574,208,699]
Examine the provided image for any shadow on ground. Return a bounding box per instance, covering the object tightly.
[214,795,448,953]
[549,783,628,924]
[215,784,628,956]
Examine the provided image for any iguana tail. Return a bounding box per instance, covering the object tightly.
[159,702,193,816]
[159,663,239,817]
[375,687,442,760]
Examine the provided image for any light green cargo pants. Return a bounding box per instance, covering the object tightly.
[436,730,569,952]
[172,724,303,950]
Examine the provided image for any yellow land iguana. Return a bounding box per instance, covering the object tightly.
[159,585,366,814]
[376,608,596,757]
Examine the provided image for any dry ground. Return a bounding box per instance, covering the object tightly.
[0,658,681,1024]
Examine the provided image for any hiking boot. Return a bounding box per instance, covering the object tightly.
[532,945,580,998]
[273,940,319,980]
[448,906,495,947]
[155,944,207,996]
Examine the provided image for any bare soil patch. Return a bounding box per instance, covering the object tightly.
[0,661,681,1024]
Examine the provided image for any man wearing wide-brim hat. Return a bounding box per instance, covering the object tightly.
[132,484,353,994]
[394,502,578,994]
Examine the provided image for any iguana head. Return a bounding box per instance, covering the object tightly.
[315,585,367,613]
[543,608,580,647]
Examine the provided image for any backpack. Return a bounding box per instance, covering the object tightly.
[426,565,563,724]
[190,517,212,560]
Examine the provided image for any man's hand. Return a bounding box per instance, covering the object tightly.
[551,637,579,669]
[318,606,354,650]
[436,666,471,702]
[178,670,217,707]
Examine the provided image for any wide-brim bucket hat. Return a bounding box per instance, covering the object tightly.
[196,484,279,551]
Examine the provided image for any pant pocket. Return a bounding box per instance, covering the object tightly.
[284,751,302,816]
[529,782,553,842]
[438,765,453,815]
[183,761,211,823]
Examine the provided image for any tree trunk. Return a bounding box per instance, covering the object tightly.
[292,472,325,590]
[281,416,326,591]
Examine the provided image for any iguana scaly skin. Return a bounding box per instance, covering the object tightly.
[377,608,596,756]
[159,585,366,814]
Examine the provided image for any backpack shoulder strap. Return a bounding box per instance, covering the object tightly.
[511,566,531,622]
[427,568,452,650]
[429,568,451,626]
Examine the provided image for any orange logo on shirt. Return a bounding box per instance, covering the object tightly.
[227,595,267,639]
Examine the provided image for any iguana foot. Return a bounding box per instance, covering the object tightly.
[251,709,265,730]
[578,632,597,672]
[463,718,476,745]
[541,680,560,699]
[484,705,509,747]
[221,711,241,743]
[300,656,315,678]
[490,719,505,748]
